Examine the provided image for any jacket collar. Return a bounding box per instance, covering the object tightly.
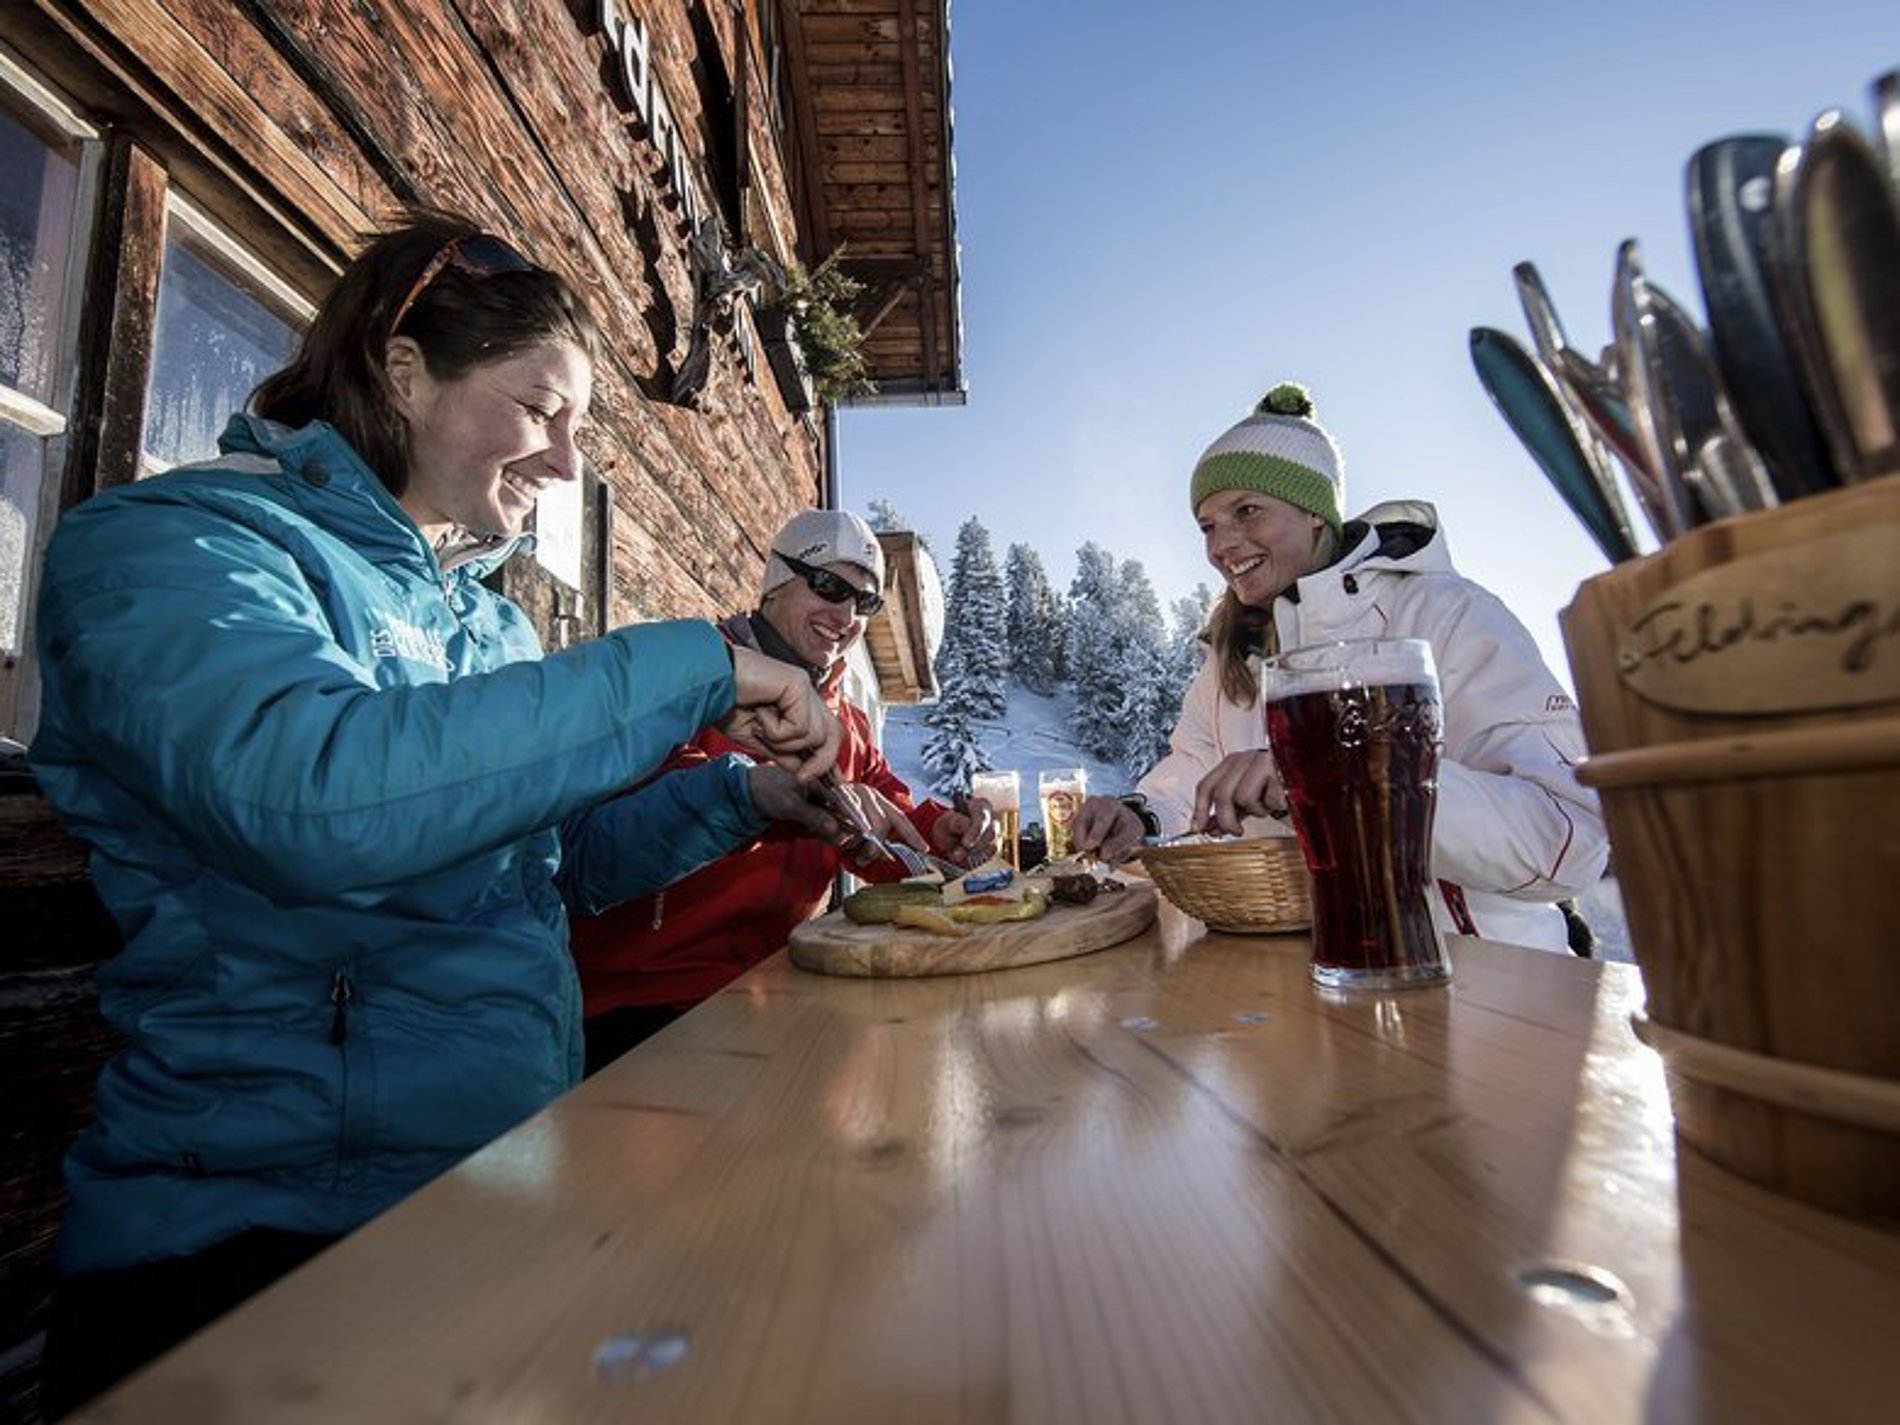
[217,414,525,579]
[724,609,847,694]
[1319,500,1449,580]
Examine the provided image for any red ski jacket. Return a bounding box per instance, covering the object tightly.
[568,656,947,1016]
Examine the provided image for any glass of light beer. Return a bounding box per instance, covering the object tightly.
[969,770,1022,870]
[1038,768,1087,861]
[1262,638,1450,991]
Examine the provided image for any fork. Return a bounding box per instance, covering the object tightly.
[815,772,963,879]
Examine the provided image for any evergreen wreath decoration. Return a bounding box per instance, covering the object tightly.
[772,251,876,402]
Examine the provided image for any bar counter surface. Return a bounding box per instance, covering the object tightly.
[72,907,1900,1422]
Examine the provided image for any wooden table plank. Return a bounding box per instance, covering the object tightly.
[72,912,1900,1422]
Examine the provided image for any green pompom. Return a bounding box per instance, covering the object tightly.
[1256,381,1313,419]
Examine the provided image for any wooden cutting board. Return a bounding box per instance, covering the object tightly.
[789,882,1158,978]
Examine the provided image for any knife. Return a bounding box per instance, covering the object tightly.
[1611,239,1700,533]
[1770,111,1900,483]
[1687,134,1838,498]
[1645,282,1779,519]
[1552,346,1675,543]
[1511,261,1637,542]
[1470,326,1639,563]
[816,771,962,878]
[1876,70,1900,199]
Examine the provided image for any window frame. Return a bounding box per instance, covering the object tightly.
[0,46,322,743]
[0,44,102,740]
[139,192,315,477]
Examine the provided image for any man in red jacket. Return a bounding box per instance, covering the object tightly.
[570,509,996,1072]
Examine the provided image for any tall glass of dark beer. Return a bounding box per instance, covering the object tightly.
[1262,638,1450,990]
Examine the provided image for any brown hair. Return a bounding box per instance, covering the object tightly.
[250,209,600,495]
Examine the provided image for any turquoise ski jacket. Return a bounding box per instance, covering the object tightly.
[31,416,761,1272]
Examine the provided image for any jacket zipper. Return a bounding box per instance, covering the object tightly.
[330,968,353,1044]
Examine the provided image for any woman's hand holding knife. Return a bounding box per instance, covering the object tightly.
[719,646,843,781]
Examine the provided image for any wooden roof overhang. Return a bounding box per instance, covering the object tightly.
[862,530,941,702]
[781,0,964,407]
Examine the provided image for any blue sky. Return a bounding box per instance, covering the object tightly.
[838,1,1897,684]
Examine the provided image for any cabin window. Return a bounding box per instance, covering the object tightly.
[141,197,310,474]
[0,50,97,735]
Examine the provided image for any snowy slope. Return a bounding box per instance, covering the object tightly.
[880,678,1138,807]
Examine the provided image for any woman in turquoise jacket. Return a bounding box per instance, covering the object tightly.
[30,212,842,1413]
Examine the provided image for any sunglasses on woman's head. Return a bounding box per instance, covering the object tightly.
[779,553,884,616]
[387,233,537,340]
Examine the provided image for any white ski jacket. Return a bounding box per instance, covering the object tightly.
[1138,500,1608,953]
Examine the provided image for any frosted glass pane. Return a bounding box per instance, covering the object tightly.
[143,231,302,469]
[0,103,83,405]
[0,423,42,654]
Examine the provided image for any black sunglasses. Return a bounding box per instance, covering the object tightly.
[779,552,884,616]
[388,233,537,340]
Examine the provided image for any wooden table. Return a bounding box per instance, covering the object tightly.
[75,910,1900,1422]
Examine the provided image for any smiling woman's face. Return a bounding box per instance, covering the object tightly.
[386,338,593,541]
[1195,487,1327,608]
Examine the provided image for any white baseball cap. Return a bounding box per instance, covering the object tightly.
[761,508,886,598]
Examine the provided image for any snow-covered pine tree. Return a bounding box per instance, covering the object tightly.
[1165,584,1215,699]
[1104,559,1174,779]
[937,518,1008,721]
[1063,542,1124,760]
[1003,543,1065,695]
[919,643,988,795]
[864,497,929,552]
[1105,583,1217,781]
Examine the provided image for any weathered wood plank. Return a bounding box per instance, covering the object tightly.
[808,85,911,114]
[51,0,372,242]
[157,0,390,220]
[802,16,902,44]
[796,0,906,13]
[806,61,907,86]
[805,49,905,73]
[825,183,923,209]
[815,109,908,137]
[824,160,912,184]
[61,137,165,505]
[818,134,908,162]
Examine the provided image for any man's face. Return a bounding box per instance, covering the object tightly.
[761,559,878,668]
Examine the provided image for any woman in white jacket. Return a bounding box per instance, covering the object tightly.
[1075,382,1607,952]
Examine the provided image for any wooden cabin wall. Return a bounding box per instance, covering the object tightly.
[2,2,829,1416]
[0,789,121,1422]
[14,0,826,624]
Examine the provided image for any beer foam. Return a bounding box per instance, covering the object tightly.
[1263,639,1437,699]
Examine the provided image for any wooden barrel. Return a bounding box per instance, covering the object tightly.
[1560,478,1900,1224]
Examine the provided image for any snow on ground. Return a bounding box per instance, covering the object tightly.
[880,677,1634,963]
[880,680,1130,807]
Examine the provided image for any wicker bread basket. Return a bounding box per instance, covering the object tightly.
[1136,836,1312,934]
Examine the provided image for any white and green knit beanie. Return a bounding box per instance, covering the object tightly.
[1188,381,1344,533]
